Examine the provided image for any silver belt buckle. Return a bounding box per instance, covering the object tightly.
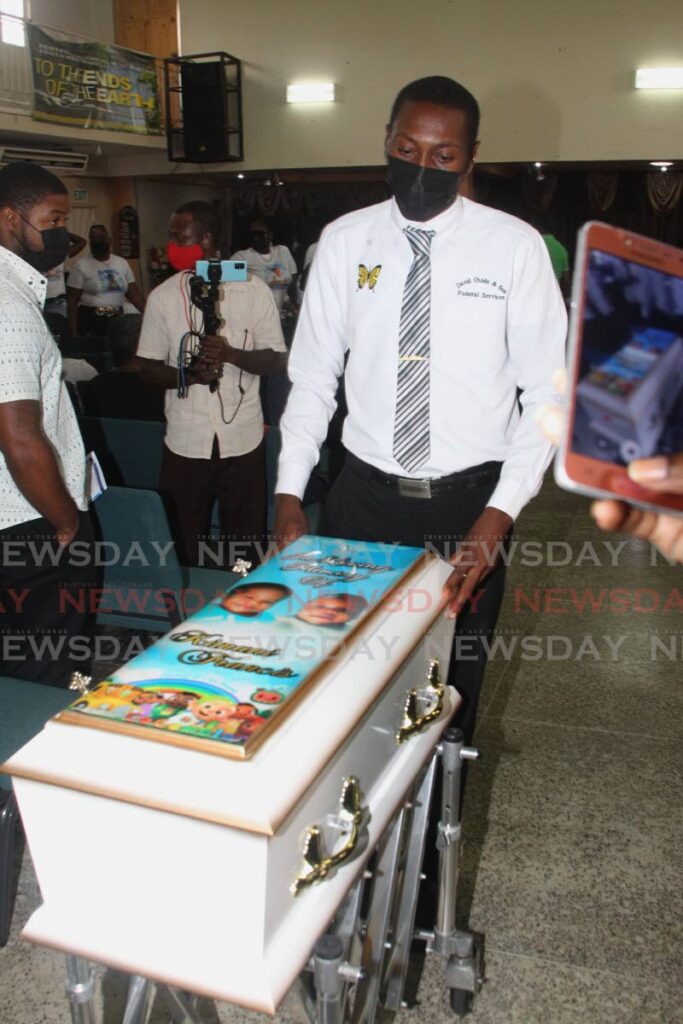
[398,476,432,499]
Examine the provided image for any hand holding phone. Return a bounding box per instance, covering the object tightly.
[555,222,683,517]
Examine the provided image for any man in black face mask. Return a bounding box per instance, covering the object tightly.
[0,162,97,687]
[67,224,145,338]
[231,218,298,318]
[275,76,566,747]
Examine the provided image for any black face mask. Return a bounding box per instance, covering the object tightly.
[250,231,270,254]
[386,155,462,222]
[17,214,71,274]
[90,241,111,259]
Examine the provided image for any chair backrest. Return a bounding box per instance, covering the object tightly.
[0,678,73,789]
[91,486,184,631]
[79,417,165,489]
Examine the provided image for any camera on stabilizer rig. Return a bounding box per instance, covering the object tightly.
[186,259,248,391]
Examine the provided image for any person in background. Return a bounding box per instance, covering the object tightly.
[83,313,164,421]
[42,232,87,346]
[138,200,288,567]
[67,224,145,338]
[0,162,96,687]
[231,218,298,316]
[534,212,570,298]
[44,231,86,319]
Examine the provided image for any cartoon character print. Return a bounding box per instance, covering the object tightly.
[125,690,162,724]
[251,688,284,705]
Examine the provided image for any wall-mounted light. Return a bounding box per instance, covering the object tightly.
[635,68,683,90]
[650,161,673,172]
[236,173,245,179]
[286,82,335,103]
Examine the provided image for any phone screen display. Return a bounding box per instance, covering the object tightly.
[571,248,683,468]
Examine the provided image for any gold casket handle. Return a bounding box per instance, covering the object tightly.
[291,776,364,896]
[396,659,444,744]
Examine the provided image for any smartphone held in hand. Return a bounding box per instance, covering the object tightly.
[556,221,683,515]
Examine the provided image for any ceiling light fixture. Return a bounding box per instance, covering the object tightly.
[635,68,683,90]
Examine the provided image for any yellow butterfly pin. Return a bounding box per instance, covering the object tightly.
[358,264,382,291]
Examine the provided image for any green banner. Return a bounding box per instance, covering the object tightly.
[27,24,161,135]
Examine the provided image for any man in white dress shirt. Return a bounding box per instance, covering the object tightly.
[0,163,95,687]
[274,76,566,744]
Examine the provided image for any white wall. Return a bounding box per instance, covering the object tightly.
[178,0,683,167]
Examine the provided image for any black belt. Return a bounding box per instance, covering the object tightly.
[347,453,502,499]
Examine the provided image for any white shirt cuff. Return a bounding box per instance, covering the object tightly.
[274,460,311,502]
[486,476,534,523]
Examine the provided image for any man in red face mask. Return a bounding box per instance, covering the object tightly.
[138,201,287,568]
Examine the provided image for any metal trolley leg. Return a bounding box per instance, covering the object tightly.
[65,956,97,1024]
[307,728,484,1021]
[432,727,484,1016]
[121,974,156,1024]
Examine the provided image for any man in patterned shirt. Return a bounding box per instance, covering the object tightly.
[0,163,96,687]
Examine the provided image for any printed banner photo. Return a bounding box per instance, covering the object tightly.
[60,535,427,759]
[27,24,162,135]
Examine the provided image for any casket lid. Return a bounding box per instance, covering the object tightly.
[57,536,429,758]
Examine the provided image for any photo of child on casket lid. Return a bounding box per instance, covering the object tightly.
[67,537,422,752]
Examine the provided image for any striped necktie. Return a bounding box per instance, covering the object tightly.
[393,226,435,473]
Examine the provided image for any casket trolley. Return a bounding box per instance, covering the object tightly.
[2,537,485,1023]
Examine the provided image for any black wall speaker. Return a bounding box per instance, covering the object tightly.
[181,61,231,163]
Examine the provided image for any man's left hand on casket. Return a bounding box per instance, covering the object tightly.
[443,506,513,618]
[273,493,309,549]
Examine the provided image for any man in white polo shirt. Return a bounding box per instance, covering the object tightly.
[138,201,287,567]
[275,76,567,745]
[0,162,95,688]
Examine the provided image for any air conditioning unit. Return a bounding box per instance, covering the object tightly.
[0,146,89,173]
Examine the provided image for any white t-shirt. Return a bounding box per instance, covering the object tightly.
[0,247,88,529]
[45,263,66,299]
[230,244,297,312]
[137,271,286,459]
[68,253,135,308]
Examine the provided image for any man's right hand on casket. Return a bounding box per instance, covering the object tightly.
[273,493,308,549]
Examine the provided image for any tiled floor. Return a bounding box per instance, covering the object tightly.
[2,479,681,1023]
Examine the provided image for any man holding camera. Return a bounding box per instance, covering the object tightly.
[138,200,287,567]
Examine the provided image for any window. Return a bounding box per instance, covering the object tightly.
[0,0,25,47]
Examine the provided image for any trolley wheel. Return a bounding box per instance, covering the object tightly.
[449,987,473,1016]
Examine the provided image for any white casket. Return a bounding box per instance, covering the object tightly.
[577,328,683,462]
[3,536,458,1014]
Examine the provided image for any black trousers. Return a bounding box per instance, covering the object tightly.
[77,306,121,338]
[324,453,507,746]
[159,439,266,567]
[0,511,97,688]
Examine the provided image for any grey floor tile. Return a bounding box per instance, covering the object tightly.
[469,719,682,833]
[398,947,681,1024]
[483,658,683,738]
[459,815,682,983]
